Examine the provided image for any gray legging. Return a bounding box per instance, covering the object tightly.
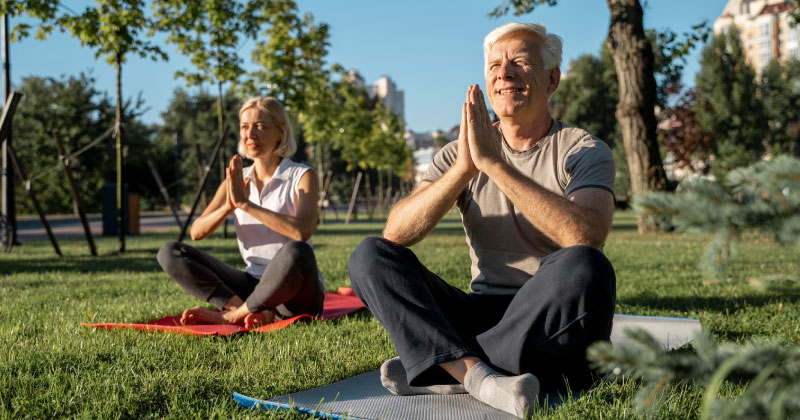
[157,240,324,319]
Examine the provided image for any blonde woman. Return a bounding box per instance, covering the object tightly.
[158,97,323,327]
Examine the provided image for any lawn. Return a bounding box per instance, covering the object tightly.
[1,211,798,419]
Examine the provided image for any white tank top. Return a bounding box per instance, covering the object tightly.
[233,158,323,286]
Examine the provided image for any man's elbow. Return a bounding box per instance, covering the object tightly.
[564,230,607,249]
[382,227,400,244]
[382,226,409,247]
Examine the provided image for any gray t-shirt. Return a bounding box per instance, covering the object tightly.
[423,120,615,295]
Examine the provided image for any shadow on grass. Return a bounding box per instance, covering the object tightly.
[0,256,164,275]
[609,223,639,232]
[0,250,240,275]
[621,291,800,314]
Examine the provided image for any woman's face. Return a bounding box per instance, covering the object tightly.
[239,108,282,160]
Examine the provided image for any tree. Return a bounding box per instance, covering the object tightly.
[551,50,618,148]
[658,89,716,175]
[759,59,800,157]
[589,328,800,419]
[0,1,59,41]
[328,70,378,173]
[12,74,156,215]
[593,157,800,419]
[633,155,800,284]
[695,27,767,176]
[551,30,699,199]
[791,0,800,25]
[152,88,241,209]
[152,0,262,219]
[240,0,333,182]
[491,0,671,232]
[11,0,168,252]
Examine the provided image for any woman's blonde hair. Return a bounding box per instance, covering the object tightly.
[238,97,296,158]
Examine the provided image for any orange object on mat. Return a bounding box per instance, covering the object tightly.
[82,287,365,337]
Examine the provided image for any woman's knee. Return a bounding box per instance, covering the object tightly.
[280,240,315,262]
[272,241,317,279]
[157,240,182,270]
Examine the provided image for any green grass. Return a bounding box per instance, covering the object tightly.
[1,211,799,419]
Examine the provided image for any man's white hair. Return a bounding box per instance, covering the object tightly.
[483,23,563,73]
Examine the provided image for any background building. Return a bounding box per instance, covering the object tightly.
[714,0,800,72]
[371,76,405,123]
[405,127,458,184]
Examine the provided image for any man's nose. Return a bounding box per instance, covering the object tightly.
[496,60,514,79]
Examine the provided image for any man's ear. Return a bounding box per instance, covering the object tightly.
[547,67,561,95]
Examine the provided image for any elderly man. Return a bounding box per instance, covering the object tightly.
[348,22,616,417]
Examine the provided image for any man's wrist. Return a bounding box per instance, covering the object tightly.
[450,163,478,184]
[480,158,509,179]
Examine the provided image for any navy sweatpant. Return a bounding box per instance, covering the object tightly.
[348,237,615,393]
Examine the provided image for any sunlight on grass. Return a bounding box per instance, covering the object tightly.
[1,210,798,418]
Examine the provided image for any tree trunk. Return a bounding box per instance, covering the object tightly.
[217,78,228,238]
[365,172,373,220]
[606,0,669,232]
[115,58,125,253]
[377,170,384,218]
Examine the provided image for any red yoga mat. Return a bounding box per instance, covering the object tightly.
[82,287,366,337]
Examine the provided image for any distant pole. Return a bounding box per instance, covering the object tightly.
[173,132,182,209]
[7,144,61,256]
[217,79,228,238]
[115,57,125,253]
[53,129,97,256]
[345,172,362,225]
[179,125,229,242]
[1,14,17,245]
[147,159,182,228]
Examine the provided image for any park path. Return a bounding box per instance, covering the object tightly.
[14,212,206,241]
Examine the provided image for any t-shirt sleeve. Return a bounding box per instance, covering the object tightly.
[421,141,459,183]
[563,135,616,198]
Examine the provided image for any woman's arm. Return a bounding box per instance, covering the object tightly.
[228,158,319,242]
[189,181,236,240]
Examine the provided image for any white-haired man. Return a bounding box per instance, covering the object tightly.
[349,23,616,417]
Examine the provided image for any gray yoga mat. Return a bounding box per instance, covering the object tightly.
[234,314,701,420]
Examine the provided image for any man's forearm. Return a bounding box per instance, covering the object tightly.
[482,161,608,248]
[383,167,473,247]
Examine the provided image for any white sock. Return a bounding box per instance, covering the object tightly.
[464,362,540,418]
[380,357,467,395]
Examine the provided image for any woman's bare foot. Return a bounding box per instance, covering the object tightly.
[180,306,233,325]
[244,310,276,328]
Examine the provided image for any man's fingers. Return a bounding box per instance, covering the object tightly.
[459,102,468,137]
[466,103,478,146]
[474,86,491,126]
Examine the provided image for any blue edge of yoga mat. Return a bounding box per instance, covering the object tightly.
[234,393,351,420]
[233,314,702,419]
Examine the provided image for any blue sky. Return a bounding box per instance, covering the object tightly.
[11,0,729,133]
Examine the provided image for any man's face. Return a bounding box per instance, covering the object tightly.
[485,32,556,120]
